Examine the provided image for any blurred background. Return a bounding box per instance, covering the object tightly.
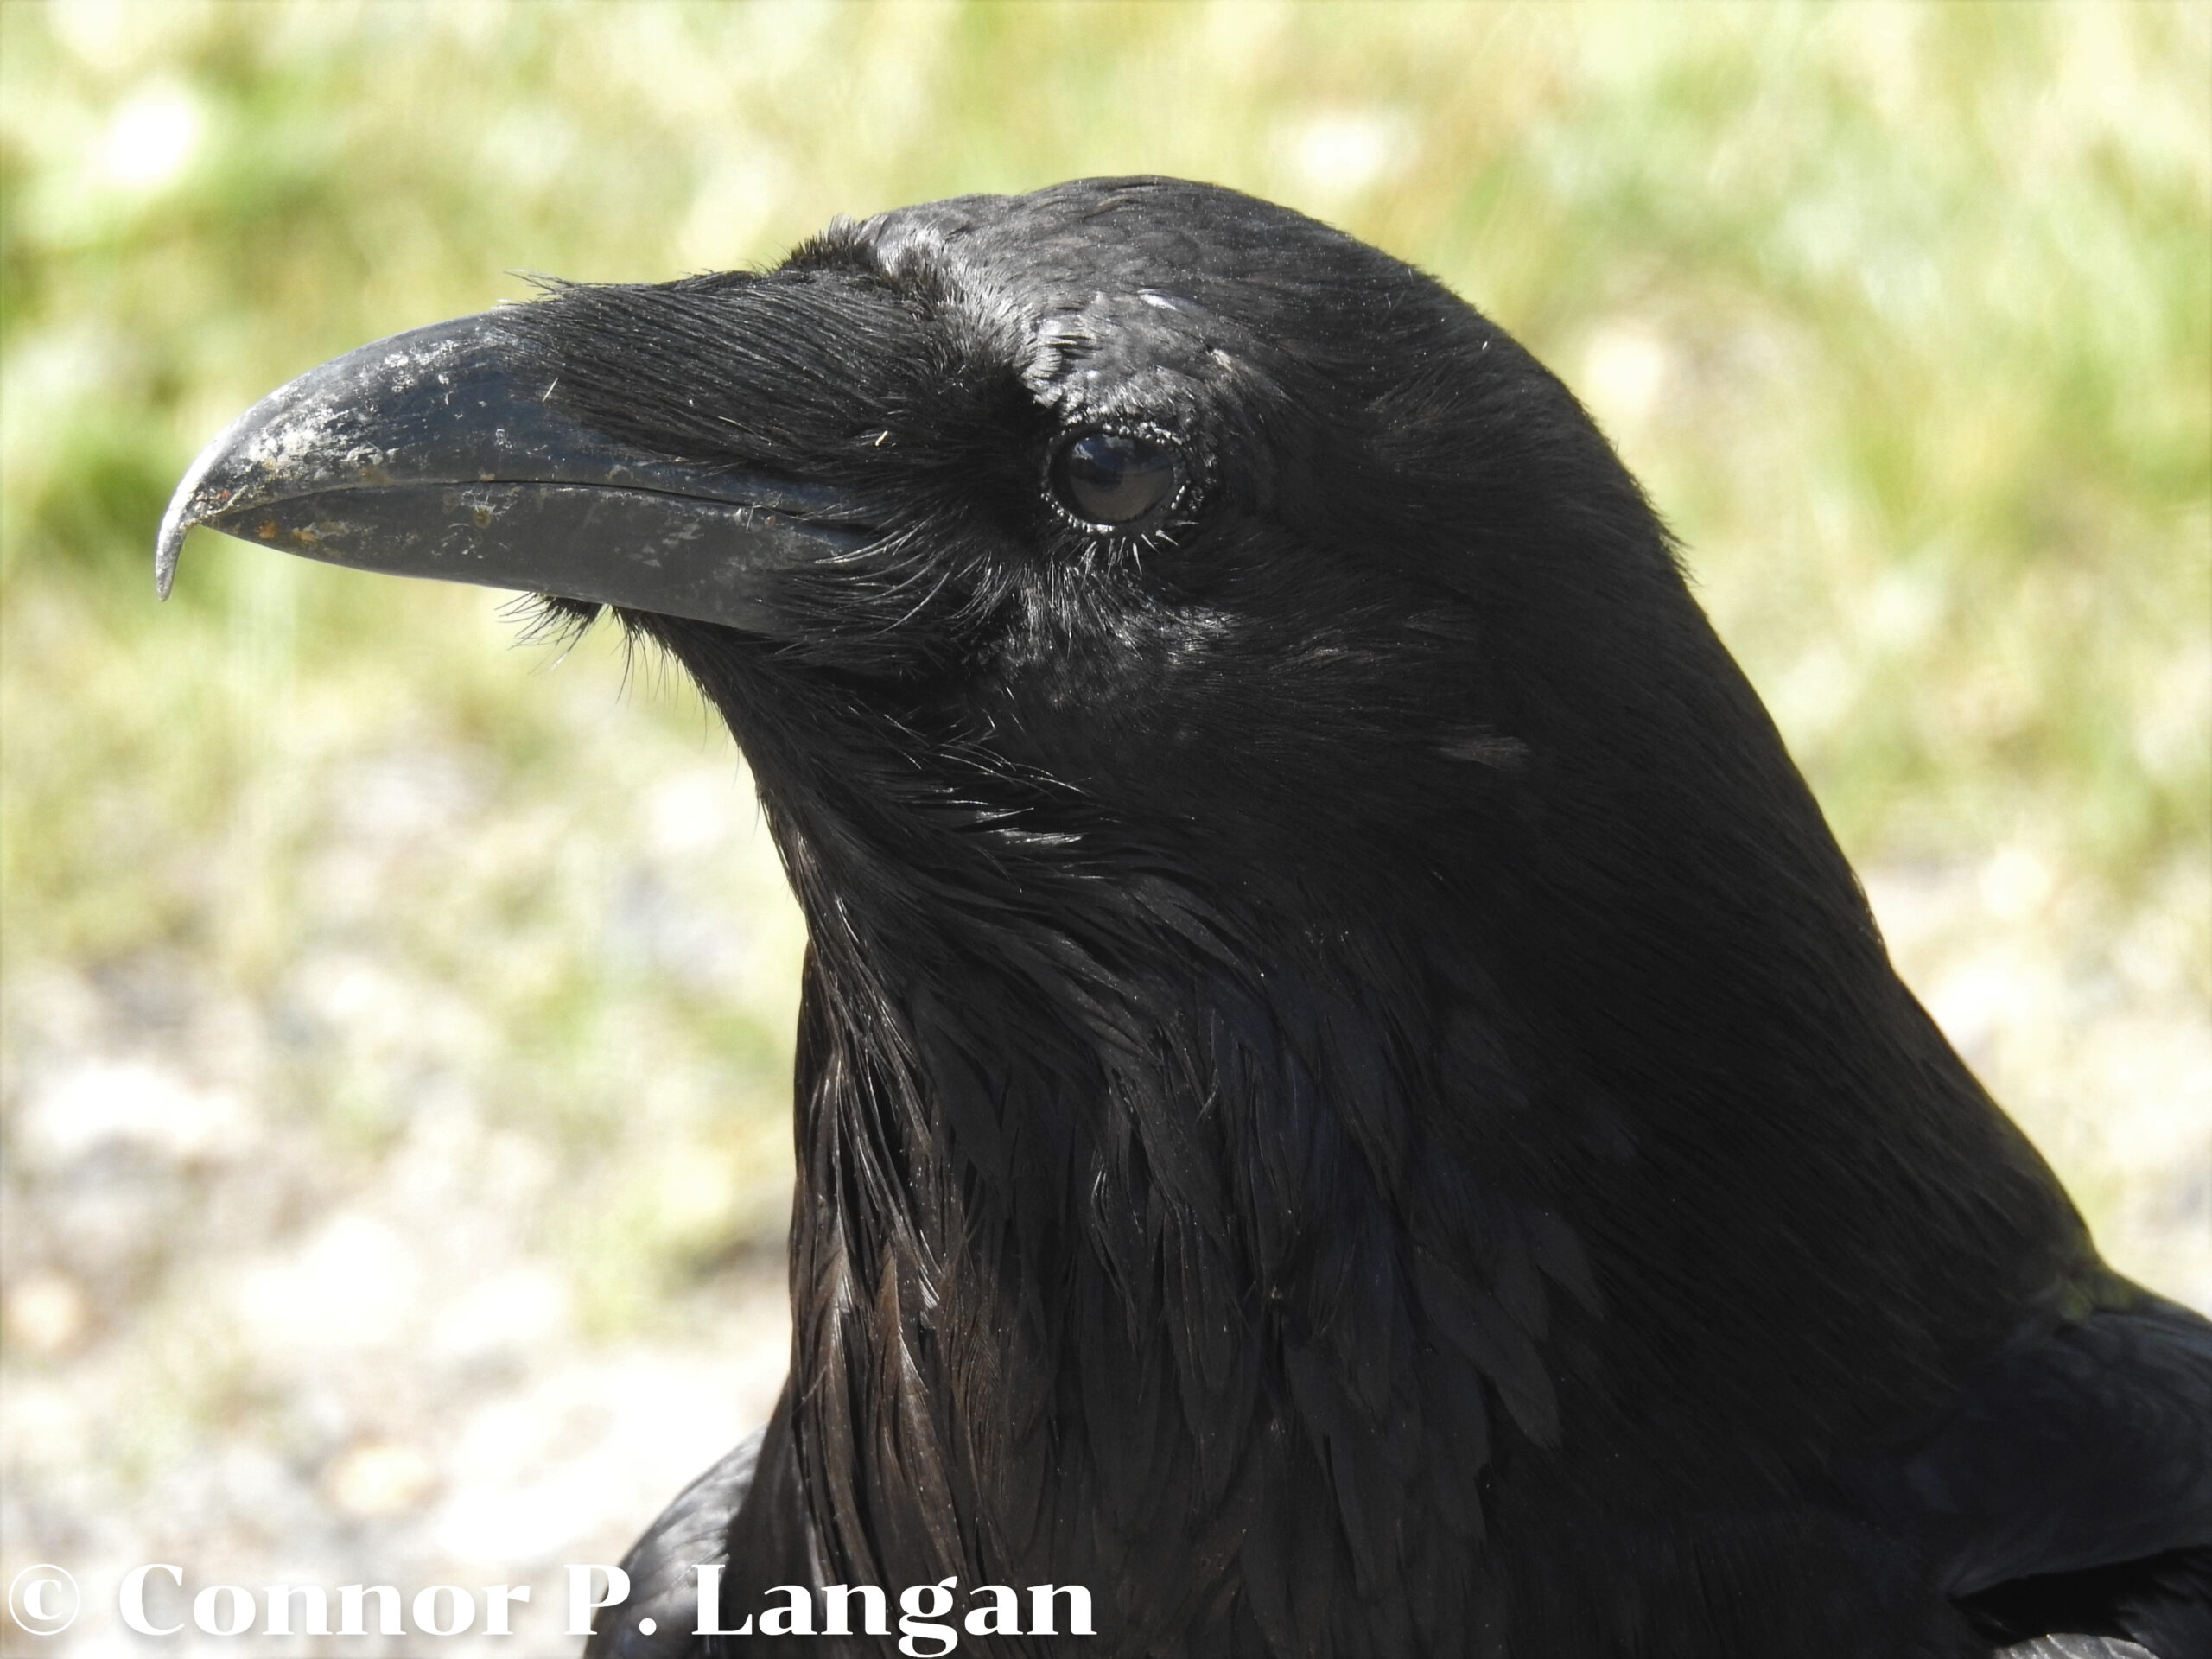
[2,2,2205,1652]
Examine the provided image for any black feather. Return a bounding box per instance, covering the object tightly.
[512,180,2209,1657]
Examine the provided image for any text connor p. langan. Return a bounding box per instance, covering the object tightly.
[111,1563,1095,1656]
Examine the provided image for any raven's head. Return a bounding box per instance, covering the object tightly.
[161,178,2092,1651]
[162,178,1789,972]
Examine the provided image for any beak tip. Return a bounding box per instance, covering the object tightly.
[156,405,254,600]
[155,489,195,601]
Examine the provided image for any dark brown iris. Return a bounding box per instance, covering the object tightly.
[1051,429,1181,527]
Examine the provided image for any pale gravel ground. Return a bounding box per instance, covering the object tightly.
[2,831,2204,1657]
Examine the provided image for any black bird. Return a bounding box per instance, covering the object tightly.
[159,179,2209,1659]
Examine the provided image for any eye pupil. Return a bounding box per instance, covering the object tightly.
[1052,430,1179,526]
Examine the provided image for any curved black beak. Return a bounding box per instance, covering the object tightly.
[156,310,868,633]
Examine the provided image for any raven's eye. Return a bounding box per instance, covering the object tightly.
[1048,429,1183,529]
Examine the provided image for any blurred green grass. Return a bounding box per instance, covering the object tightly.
[3,0,2207,1321]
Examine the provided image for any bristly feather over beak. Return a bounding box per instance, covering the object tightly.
[155,309,869,633]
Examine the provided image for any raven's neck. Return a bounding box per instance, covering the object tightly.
[715,640,2088,1656]
[769,835,1525,1651]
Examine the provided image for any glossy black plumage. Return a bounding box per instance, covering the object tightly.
[525,181,2210,1659]
[172,178,2211,1658]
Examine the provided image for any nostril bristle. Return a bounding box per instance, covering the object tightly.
[505,592,606,648]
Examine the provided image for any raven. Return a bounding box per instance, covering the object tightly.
[158,179,2208,1658]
